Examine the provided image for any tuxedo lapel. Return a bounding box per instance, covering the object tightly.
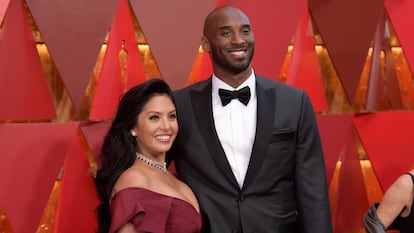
[190,79,240,189]
[242,77,276,189]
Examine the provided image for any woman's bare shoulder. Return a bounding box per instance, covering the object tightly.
[393,172,413,191]
[383,172,414,205]
[112,166,150,195]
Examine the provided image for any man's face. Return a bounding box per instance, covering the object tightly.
[203,7,255,75]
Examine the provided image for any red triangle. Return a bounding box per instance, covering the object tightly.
[80,121,112,163]
[0,0,55,120]
[26,0,119,109]
[54,133,100,233]
[285,6,328,112]
[353,112,414,190]
[0,0,10,24]
[129,0,216,90]
[0,122,78,233]
[195,52,213,83]
[333,127,369,233]
[89,0,147,120]
[386,1,414,75]
[225,0,306,80]
[366,16,387,111]
[215,0,225,8]
[366,13,402,111]
[309,0,384,103]
[316,114,354,184]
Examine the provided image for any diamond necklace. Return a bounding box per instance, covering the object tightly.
[136,152,167,173]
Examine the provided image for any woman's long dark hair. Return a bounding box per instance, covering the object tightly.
[94,78,174,233]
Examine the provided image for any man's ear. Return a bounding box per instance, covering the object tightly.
[201,36,210,52]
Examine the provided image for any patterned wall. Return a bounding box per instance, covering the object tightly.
[0,0,414,232]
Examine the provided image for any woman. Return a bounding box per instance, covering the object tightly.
[94,79,201,233]
[364,169,414,233]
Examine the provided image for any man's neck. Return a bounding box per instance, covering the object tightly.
[214,69,252,88]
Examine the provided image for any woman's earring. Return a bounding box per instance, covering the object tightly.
[130,130,137,137]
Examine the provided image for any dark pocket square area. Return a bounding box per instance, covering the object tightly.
[270,129,295,142]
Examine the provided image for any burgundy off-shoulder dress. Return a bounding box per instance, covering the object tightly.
[109,187,202,233]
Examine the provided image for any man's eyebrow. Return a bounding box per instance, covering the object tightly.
[218,24,251,30]
[218,25,231,30]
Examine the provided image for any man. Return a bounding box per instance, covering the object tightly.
[169,5,332,233]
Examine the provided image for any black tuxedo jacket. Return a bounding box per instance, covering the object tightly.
[169,76,332,233]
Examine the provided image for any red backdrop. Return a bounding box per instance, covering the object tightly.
[1,0,414,232]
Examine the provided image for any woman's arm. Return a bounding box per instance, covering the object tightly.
[376,174,413,228]
[117,223,145,233]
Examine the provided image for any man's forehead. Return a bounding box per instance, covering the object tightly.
[211,10,250,27]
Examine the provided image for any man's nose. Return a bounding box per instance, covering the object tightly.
[231,32,245,44]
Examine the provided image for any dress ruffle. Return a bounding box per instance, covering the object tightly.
[109,187,201,233]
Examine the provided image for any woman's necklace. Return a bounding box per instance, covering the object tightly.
[136,152,167,173]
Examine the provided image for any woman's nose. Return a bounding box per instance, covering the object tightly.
[160,118,170,129]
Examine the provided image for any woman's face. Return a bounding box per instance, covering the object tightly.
[133,94,178,158]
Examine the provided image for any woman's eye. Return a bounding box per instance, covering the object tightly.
[149,115,159,121]
[169,114,177,120]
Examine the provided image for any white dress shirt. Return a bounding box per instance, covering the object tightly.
[212,72,257,188]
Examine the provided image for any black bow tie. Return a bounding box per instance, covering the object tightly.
[218,86,251,106]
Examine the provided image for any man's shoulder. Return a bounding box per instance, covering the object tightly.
[174,79,210,95]
[256,75,303,94]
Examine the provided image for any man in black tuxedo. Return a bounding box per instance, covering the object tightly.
[169,5,332,233]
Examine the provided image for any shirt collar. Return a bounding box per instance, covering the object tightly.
[212,70,256,97]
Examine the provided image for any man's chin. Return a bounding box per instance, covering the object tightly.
[228,65,250,75]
